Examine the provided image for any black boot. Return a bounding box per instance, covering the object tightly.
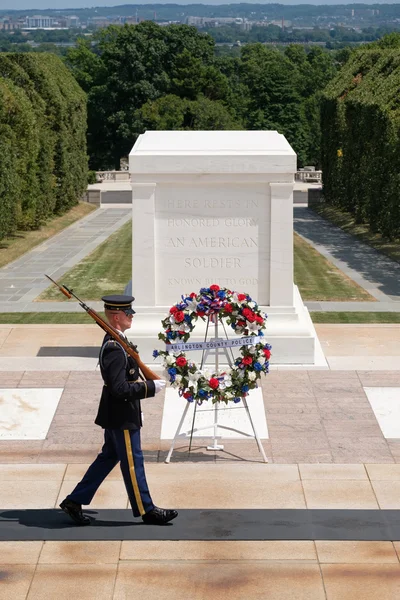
[60,498,91,526]
[142,506,178,525]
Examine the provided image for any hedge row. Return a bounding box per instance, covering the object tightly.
[321,46,400,239]
[0,53,87,240]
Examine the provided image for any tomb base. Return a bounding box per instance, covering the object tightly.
[126,285,326,367]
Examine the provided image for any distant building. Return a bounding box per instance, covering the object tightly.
[60,15,80,28]
[25,15,56,28]
[186,16,247,28]
[0,17,22,30]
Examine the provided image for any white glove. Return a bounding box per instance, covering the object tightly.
[154,380,166,394]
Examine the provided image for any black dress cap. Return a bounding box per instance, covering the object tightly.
[102,294,136,314]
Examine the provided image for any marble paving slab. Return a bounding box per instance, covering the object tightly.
[0,388,63,440]
[161,388,268,440]
[364,387,400,438]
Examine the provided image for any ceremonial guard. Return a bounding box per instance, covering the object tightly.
[60,294,177,526]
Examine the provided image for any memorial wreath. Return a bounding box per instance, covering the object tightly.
[153,285,271,404]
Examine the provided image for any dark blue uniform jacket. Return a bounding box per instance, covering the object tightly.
[95,333,156,430]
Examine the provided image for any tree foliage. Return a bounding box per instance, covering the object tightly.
[0,53,87,241]
[321,36,400,239]
[66,22,337,170]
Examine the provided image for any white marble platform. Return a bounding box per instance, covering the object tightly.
[0,388,63,440]
[160,387,268,440]
[364,387,400,438]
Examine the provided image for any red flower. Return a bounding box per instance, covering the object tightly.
[176,356,187,367]
[237,320,246,328]
[255,315,264,324]
[190,292,196,298]
[170,306,178,314]
[178,330,185,335]
[210,284,220,292]
[197,310,205,317]
[242,356,253,365]
[242,308,255,322]
[263,349,271,359]
[183,391,192,399]
[224,303,233,313]
[175,311,185,323]
[209,378,219,389]
[238,293,246,301]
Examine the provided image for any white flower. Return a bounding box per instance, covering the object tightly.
[257,356,266,365]
[169,316,176,324]
[248,371,257,381]
[186,299,198,312]
[237,370,245,380]
[165,354,175,366]
[225,391,234,399]
[189,371,202,382]
[248,301,256,309]
[248,345,256,354]
[171,323,181,331]
[247,320,260,332]
[175,375,182,384]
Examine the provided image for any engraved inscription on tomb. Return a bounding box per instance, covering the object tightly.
[156,186,268,303]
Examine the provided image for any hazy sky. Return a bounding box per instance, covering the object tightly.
[0,0,393,10]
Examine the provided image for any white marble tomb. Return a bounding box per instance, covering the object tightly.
[127,130,325,366]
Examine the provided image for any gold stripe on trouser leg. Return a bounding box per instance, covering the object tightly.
[123,430,145,516]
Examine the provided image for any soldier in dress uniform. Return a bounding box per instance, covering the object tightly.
[60,294,177,526]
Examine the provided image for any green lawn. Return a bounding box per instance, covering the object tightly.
[38,221,374,303]
[310,203,400,265]
[0,202,96,269]
[0,313,100,324]
[311,312,400,324]
[38,220,132,301]
[1,311,400,325]
[293,233,374,301]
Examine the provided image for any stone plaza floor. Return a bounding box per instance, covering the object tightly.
[1,325,400,598]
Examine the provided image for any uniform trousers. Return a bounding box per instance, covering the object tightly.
[67,428,154,517]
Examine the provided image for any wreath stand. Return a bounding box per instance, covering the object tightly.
[164,314,268,464]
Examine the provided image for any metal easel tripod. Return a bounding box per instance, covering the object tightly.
[164,313,268,463]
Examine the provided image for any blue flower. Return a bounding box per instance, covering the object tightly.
[167,332,174,339]
[168,367,177,376]
[241,385,249,393]
[152,350,159,358]
[264,343,272,350]
[233,397,241,404]
[217,290,226,299]
[186,395,194,402]
[184,314,191,323]
[254,362,263,371]
[200,287,210,294]
[198,389,208,398]
[170,375,176,383]
[259,330,264,337]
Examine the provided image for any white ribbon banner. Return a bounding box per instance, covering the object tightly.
[165,336,262,352]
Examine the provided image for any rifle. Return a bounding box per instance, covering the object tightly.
[44,274,160,381]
